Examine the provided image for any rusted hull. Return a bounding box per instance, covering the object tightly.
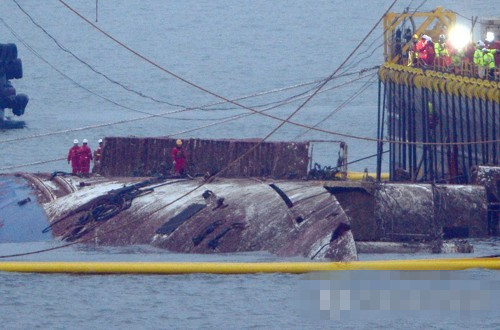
[4,169,494,258]
[100,137,310,179]
[40,176,357,261]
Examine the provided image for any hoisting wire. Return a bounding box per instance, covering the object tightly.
[0,157,66,171]
[2,5,383,125]
[10,0,376,116]
[56,0,489,146]
[0,12,329,121]
[144,0,401,218]
[0,72,375,171]
[0,70,376,146]
[294,73,378,139]
[55,0,399,141]
[4,0,437,147]
[0,66,496,173]
[337,0,427,75]
[4,3,441,147]
[11,0,183,108]
[4,2,444,147]
[0,17,211,121]
[0,0,401,259]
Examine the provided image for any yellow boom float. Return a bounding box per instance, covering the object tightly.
[0,258,498,275]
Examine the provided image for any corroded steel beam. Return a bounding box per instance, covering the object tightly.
[99,137,310,179]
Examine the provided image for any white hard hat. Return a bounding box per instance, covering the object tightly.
[73,139,78,144]
[478,40,485,47]
[98,139,103,143]
[83,139,88,143]
[482,48,488,52]
[423,35,432,42]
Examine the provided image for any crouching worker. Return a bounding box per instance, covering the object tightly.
[171,139,187,176]
[67,139,80,175]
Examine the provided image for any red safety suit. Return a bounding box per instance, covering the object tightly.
[171,146,187,174]
[94,146,102,162]
[425,41,435,65]
[416,39,426,54]
[92,145,103,173]
[79,144,93,175]
[491,41,500,67]
[418,40,435,66]
[67,145,81,175]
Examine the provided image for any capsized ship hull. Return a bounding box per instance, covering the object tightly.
[34,175,357,261]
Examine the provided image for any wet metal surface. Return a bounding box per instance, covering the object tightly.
[39,176,357,261]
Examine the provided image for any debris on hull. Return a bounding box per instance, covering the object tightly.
[40,176,357,261]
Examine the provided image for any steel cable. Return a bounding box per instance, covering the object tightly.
[0,73,375,171]
[0,0,401,259]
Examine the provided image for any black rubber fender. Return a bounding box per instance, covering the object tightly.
[12,94,29,116]
[0,95,14,109]
[0,43,17,63]
[5,58,23,79]
[0,84,16,97]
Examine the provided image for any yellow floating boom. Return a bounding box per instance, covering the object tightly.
[0,258,498,275]
[336,172,389,181]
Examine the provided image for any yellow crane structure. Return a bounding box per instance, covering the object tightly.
[376,7,499,184]
[384,6,456,63]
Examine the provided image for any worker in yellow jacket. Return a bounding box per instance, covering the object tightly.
[434,34,450,68]
[483,48,496,80]
[474,41,486,78]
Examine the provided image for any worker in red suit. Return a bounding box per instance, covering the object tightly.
[490,40,500,67]
[415,35,427,66]
[418,35,435,66]
[67,139,80,175]
[171,139,187,176]
[79,139,93,177]
[92,139,103,173]
[424,37,436,66]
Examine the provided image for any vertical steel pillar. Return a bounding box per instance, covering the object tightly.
[377,78,382,181]
[444,88,451,182]
[421,89,429,181]
[472,97,479,165]
[485,99,490,163]
[451,93,459,182]
[479,98,486,164]
[398,83,403,171]
[438,88,445,181]
[458,94,468,182]
[411,85,418,180]
[492,100,497,164]
[465,96,473,172]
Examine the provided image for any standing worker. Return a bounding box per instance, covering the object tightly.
[474,41,486,78]
[171,139,187,176]
[408,34,419,66]
[67,139,80,175]
[421,35,435,66]
[93,139,103,173]
[434,34,450,69]
[79,139,93,177]
[483,48,496,80]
